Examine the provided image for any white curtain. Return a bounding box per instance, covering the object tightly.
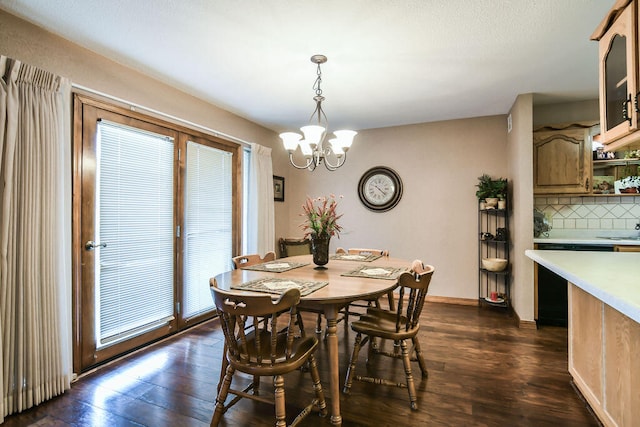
[0,56,72,421]
[247,143,275,255]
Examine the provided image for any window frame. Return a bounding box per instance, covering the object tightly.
[72,94,242,372]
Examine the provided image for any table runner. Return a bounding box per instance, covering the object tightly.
[240,260,308,272]
[341,265,408,280]
[329,253,382,262]
[231,277,329,296]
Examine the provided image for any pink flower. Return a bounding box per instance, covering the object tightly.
[300,194,343,238]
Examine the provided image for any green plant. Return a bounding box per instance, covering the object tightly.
[475,174,507,200]
[300,194,343,238]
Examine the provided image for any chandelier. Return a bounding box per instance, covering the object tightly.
[279,55,357,171]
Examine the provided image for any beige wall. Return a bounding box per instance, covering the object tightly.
[3,9,547,317]
[508,94,534,323]
[533,99,599,128]
[282,117,509,301]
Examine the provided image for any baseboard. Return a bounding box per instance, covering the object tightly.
[513,310,538,329]
[426,295,479,306]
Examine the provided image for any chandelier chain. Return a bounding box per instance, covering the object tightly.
[313,63,323,97]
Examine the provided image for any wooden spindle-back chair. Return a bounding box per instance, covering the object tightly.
[210,286,327,426]
[343,260,435,410]
[232,251,276,269]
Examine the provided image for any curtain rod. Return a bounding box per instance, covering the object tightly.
[71,83,253,147]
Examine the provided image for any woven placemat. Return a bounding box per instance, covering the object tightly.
[341,265,408,280]
[240,261,308,273]
[329,253,382,262]
[231,277,329,296]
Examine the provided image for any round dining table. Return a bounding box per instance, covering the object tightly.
[211,254,411,426]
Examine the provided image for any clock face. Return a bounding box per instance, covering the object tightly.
[358,167,403,212]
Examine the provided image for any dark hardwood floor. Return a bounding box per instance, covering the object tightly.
[3,302,599,426]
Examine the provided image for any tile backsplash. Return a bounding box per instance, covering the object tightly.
[534,196,640,231]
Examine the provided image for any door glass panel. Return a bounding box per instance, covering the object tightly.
[96,121,175,348]
[605,34,628,130]
[183,141,233,317]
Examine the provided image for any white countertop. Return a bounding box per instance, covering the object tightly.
[526,250,640,324]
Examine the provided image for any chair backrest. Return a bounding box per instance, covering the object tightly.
[279,237,311,258]
[231,251,276,269]
[211,285,301,365]
[348,247,390,257]
[394,260,434,332]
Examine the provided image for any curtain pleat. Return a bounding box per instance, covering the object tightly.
[247,143,275,255]
[0,56,72,422]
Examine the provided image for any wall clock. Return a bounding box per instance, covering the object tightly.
[358,166,403,212]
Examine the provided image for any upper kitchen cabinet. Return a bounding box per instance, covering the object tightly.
[533,122,597,194]
[592,0,640,151]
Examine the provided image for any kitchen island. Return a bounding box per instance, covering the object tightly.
[526,250,640,427]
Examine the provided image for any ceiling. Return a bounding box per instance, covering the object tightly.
[0,0,613,133]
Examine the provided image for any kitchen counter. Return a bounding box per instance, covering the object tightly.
[525,249,640,323]
[526,249,640,425]
[533,229,640,245]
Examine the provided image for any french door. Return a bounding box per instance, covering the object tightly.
[73,95,239,372]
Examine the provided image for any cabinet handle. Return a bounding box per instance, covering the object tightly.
[585,178,589,191]
[635,92,640,113]
[623,94,632,123]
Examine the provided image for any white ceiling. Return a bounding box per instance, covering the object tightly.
[0,0,612,133]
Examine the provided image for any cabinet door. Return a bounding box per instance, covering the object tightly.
[533,128,592,194]
[598,2,638,144]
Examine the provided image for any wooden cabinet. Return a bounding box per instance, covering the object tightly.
[592,0,640,152]
[569,283,640,426]
[533,124,594,194]
[614,244,640,251]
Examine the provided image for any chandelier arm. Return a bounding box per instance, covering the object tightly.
[322,152,347,171]
[288,153,315,170]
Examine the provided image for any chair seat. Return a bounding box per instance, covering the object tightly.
[351,311,419,341]
[229,331,319,376]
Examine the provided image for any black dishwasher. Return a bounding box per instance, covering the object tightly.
[536,243,613,327]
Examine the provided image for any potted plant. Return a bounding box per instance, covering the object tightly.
[300,194,343,268]
[476,174,507,208]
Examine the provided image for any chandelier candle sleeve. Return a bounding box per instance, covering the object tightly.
[280,54,357,171]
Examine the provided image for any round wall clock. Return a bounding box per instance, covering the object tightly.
[358,166,403,212]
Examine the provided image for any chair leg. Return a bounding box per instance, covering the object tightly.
[315,313,322,334]
[273,375,286,427]
[307,353,328,416]
[343,333,363,394]
[343,304,350,327]
[211,365,235,427]
[217,343,228,395]
[412,336,428,378]
[400,340,418,410]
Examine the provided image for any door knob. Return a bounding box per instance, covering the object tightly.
[85,241,107,250]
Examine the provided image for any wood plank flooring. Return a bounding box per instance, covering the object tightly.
[2,302,600,426]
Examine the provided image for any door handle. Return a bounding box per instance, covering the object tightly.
[85,241,107,251]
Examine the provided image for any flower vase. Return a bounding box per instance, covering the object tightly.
[310,232,330,269]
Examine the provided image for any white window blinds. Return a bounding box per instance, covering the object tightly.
[183,141,233,317]
[96,121,175,347]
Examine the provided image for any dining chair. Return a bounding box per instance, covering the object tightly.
[231,251,276,269]
[278,237,312,258]
[337,248,393,325]
[210,286,327,426]
[278,237,327,334]
[343,260,435,410]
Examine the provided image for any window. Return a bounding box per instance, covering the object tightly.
[74,94,241,372]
